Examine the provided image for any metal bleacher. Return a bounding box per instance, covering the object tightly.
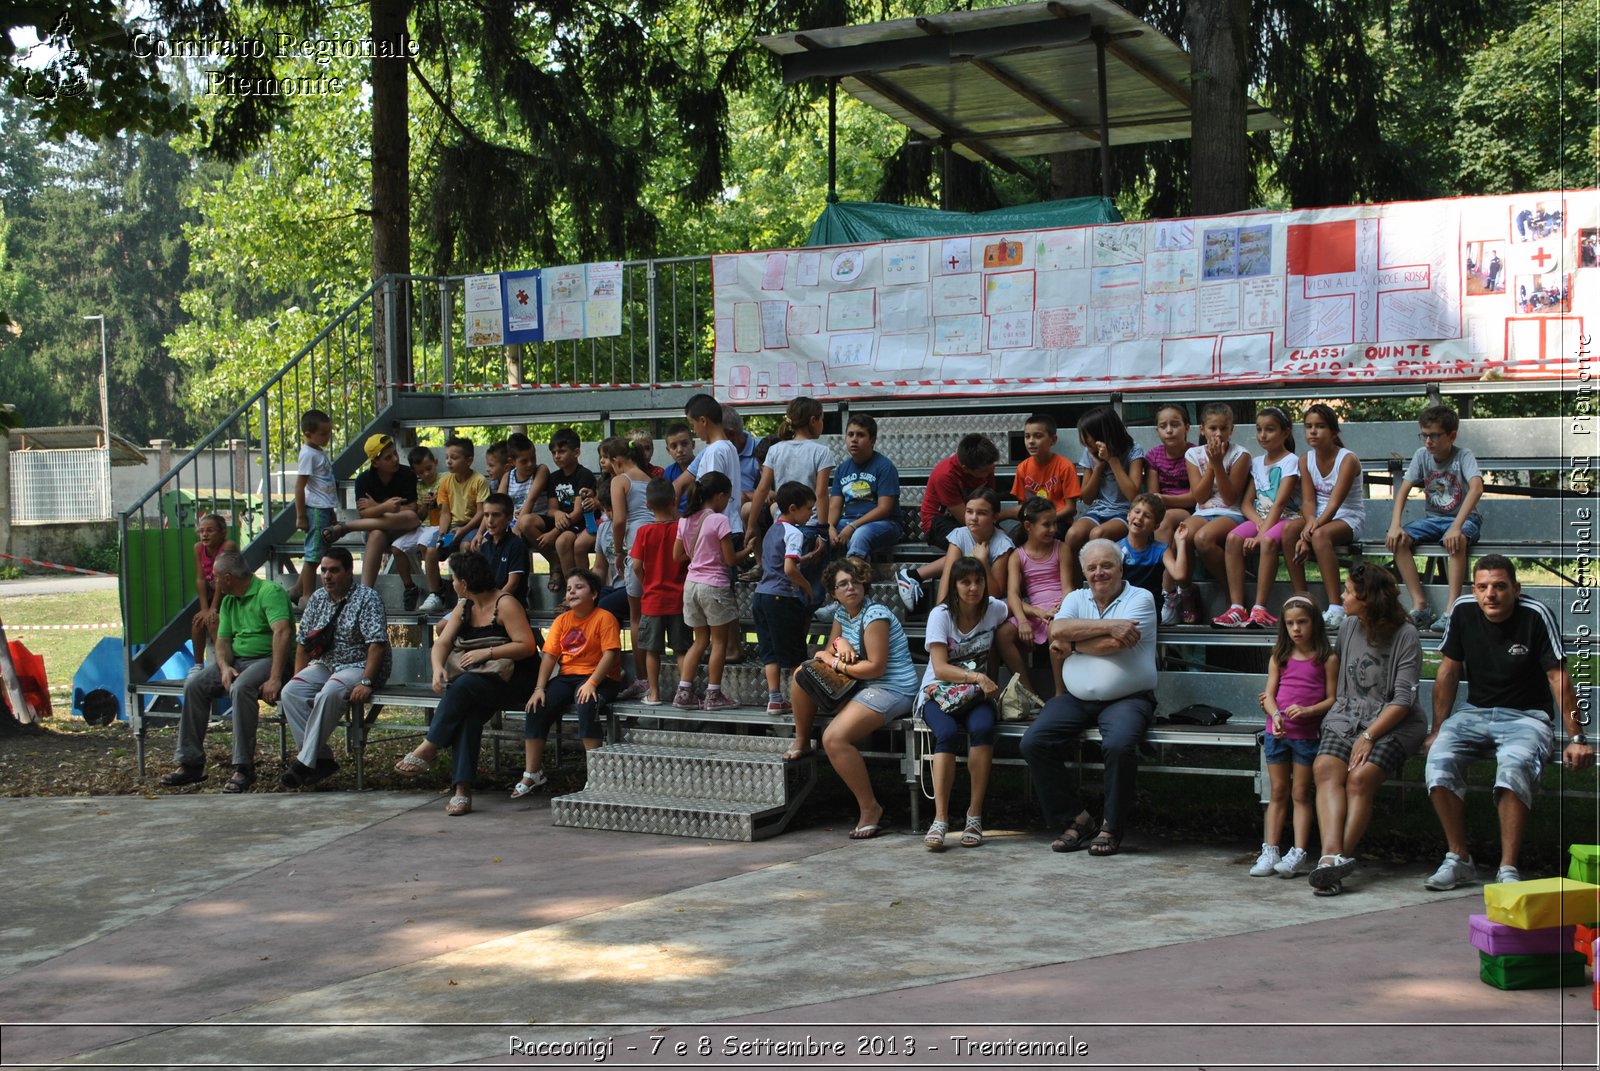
[118,268,1593,837]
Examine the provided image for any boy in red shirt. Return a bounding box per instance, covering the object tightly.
[1003,413,1080,540]
[899,433,999,611]
[628,478,690,704]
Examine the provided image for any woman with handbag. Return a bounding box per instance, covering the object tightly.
[791,556,920,839]
[393,552,539,815]
[918,556,1007,850]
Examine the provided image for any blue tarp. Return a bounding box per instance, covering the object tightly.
[805,196,1122,246]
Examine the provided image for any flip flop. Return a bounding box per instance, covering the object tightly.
[321,523,347,544]
[393,751,430,776]
[783,746,813,761]
[445,794,472,816]
[848,823,882,840]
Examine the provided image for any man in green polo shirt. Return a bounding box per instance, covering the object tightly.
[160,550,293,791]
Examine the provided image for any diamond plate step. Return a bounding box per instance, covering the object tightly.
[551,789,789,841]
[550,728,817,841]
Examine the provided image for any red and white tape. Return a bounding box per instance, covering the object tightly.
[0,553,114,577]
[5,623,120,631]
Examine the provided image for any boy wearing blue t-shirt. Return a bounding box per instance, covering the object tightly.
[1118,493,1169,604]
[828,413,902,560]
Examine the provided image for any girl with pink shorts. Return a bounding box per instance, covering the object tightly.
[1214,407,1301,629]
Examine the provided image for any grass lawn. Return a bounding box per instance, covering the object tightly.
[0,588,124,702]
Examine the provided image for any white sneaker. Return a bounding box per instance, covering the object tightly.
[1160,589,1181,626]
[1275,846,1311,877]
[1495,865,1521,884]
[1322,605,1346,630]
[419,592,445,614]
[1423,851,1476,890]
[895,567,922,611]
[1249,843,1282,876]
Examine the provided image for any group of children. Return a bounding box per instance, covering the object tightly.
[238,396,1485,740]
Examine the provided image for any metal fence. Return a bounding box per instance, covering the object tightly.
[10,449,111,522]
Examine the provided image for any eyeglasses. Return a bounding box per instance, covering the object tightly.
[834,578,863,590]
[1418,432,1446,442]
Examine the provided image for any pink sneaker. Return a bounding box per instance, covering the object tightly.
[1212,605,1250,629]
[1247,605,1279,629]
[1179,588,1202,625]
[700,690,741,711]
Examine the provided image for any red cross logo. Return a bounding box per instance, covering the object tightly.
[1530,246,1554,269]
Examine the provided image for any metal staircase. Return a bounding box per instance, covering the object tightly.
[551,728,816,841]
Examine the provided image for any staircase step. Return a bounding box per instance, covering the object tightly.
[550,790,789,841]
[621,727,791,753]
[585,746,790,805]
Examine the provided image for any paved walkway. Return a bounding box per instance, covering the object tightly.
[1,791,1595,1070]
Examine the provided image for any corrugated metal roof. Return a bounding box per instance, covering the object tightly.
[14,426,148,466]
[760,0,1281,167]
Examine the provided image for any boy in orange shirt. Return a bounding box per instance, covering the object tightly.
[1002,413,1080,540]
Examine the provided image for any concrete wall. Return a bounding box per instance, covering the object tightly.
[7,521,117,570]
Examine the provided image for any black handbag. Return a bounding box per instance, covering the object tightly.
[796,660,861,716]
[301,598,348,660]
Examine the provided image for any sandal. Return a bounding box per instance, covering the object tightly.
[924,820,949,851]
[546,572,565,593]
[1050,812,1097,853]
[960,815,984,847]
[1087,827,1122,857]
[221,767,255,794]
[158,765,207,787]
[509,770,547,798]
[445,794,472,816]
[393,750,431,777]
[321,522,347,544]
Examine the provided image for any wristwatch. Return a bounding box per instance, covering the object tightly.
[1569,732,1589,746]
[1360,730,1376,743]
[359,678,373,689]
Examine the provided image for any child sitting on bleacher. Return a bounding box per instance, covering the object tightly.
[1007,496,1070,696]
[190,513,237,663]
[1118,492,1168,607]
[1283,404,1365,629]
[519,568,623,794]
[323,434,423,606]
[674,470,741,711]
[629,426,664,479]
[1066,405,1146,591]
[1146,403,1196,623]
[828,413,902,560]
[531,426,597,595]
[1385,404,1484,630]
[755,481,827,715]
[629,478,689,706]
[1003,413,1079,539]
[1214,407,1300,629]
[1169,402,1249,620]
[420,436,490,613]
[589,475,630,621]
[503,432,549,527]
[897,432,999,612]
[935,488,1015,603]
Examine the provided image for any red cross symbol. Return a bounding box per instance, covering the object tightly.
[1530,246,1554,269]
[948,256,960,270]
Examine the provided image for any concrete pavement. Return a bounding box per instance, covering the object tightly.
[0,791,1596,1070]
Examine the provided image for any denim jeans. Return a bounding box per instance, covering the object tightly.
[1020,689,1154,833]
[836,517,901,559]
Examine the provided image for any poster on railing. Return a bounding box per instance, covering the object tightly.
[711,189,1596,401]
[540,261,624,341]
[463,273,505,348]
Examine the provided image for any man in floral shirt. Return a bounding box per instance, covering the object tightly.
[278,546,390,787]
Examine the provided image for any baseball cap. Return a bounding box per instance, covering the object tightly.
[363,434,393,462]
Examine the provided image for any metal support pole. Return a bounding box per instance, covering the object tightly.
[646,260,660,385]
[438,280,453,400]
[1093,30,1113,201]
[941,143,954,210]
[827,78,840,204]
[258,395,273,531]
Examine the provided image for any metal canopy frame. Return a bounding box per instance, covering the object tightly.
[761,0,1281,201]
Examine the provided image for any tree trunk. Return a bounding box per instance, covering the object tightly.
[371,0,413,388]
[1048,150,1100,201]
[1186,0,1251,215]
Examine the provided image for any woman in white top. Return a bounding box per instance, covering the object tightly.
[746,396,834,560]
[917,556,1009,851]
[1283,404,1366,629]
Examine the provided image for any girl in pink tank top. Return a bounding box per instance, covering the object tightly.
[1249,595,1338,878]
[1004,498,1071,696]
[190,513,237,665]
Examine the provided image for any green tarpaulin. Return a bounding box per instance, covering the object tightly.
[805,196,1121,247]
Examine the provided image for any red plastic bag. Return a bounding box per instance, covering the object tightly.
[6,640,51,720]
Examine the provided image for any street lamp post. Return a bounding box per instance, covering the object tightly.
[84,315,109,516]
